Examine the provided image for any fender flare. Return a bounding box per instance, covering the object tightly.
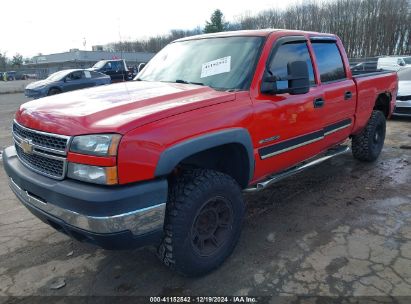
[154,128,255,183]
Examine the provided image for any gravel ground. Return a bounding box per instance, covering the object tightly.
[0,93,410,300]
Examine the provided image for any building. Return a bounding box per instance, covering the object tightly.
[25,49,155,79]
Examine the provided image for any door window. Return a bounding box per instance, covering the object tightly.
[111,61,121,71]
[311,42,346,83]
[67,71,82,81]
[104,62,112,70]
[268,42,315,90]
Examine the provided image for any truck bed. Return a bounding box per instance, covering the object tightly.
[352,70,397,134]
[351,69,393,78]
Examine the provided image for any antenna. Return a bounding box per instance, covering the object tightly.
[118,18,123,59]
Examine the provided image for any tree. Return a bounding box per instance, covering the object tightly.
[0,52,7,69]
[105,0,411,58]
[11,53,23,67]
[204,9,228,33]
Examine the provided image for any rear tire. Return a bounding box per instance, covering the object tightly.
[47,88,61,96]
[158,169,245,277]
[352,110,386,162]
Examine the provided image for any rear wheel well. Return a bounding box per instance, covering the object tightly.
[374,93,391,118]
[176,144,250,189]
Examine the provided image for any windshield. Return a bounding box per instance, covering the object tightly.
[403,57,411,65]
[137,36,264,90]
[46,70,70,81]
[92,61,107,69]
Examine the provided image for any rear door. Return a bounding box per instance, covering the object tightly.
[82,70,96,88]
[310,38,356,148]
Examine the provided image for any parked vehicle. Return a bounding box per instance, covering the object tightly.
[393,67,411,117]
[6,71,16,80]
[3,30,397,276]
[25,69,111,99]
[350,61,378,72]
[89,59,131,82]
[15,72,29,80]
[0,71,16,81]
[377,56,411,71]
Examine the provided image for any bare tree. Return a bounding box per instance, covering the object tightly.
[107,0,410,58]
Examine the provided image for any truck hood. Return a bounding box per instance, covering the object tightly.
[16,81,236,135]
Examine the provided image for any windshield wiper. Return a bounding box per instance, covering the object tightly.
[175,79,204,86]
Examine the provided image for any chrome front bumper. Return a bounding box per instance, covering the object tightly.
[9,177,166,235]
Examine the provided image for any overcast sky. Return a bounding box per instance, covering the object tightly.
[2,0,300,58]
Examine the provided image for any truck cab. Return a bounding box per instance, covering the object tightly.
[89,59,131,82]
[3,29,398,276]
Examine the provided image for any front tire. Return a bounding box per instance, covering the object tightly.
[47,88,61,96]
[352,110,386,162]
[158,169,245,276]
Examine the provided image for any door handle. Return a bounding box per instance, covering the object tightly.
[313,97,325,108]
[344,91,352,100]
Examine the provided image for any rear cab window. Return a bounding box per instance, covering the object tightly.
[311,40,346,83]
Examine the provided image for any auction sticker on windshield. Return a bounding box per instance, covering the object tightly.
[201,56,231,78]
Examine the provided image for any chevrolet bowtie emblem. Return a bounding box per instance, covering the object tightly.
[21,139,33,154]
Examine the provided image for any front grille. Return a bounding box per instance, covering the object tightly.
[12,121,70,179]
[397,95,411,101]
[16,145,65,178]
[13,122,68,151]
[394,107,411,115]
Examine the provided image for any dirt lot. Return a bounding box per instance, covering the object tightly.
[0,93,410,299]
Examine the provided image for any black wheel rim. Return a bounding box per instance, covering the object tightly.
[191,196,233,257]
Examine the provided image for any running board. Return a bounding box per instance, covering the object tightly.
[244,145,350,192]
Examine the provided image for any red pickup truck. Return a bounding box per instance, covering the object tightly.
[3,30,397,276]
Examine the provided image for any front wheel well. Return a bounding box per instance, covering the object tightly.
[176,143,250,189]
[374,93,391,118]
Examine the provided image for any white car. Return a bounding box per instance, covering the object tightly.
[377,56,411,71]
[393,68,411,117]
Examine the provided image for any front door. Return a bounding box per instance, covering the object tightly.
[252,36,326,180]
[63,71,86,92]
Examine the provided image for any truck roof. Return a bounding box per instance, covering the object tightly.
[174,29,336,42]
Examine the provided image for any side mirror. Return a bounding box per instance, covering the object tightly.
[287,61,310,95]
[261,60,310,95]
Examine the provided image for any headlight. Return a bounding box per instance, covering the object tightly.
[67,163,118,185]
[70,134,121,156]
